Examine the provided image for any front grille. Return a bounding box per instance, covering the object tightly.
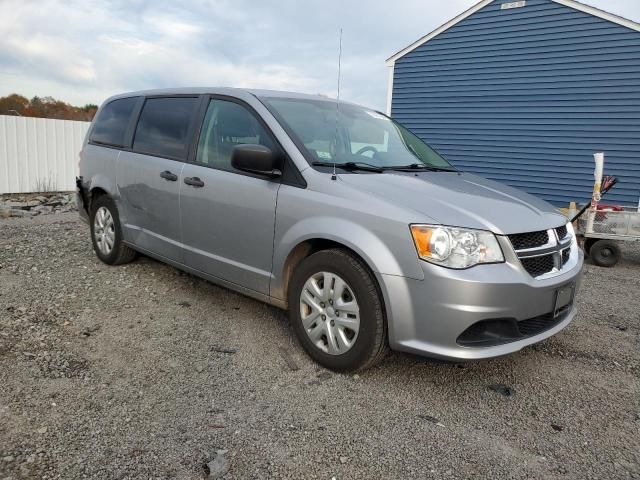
[508,230,549,250]
[508,226,573,279]
[556,225,568,240]
[521,255,555,277]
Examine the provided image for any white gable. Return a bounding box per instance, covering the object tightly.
[386,0,640,66]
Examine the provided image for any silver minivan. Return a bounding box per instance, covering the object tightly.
[77,88,583,371]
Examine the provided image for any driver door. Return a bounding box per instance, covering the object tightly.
[179,98,281,294]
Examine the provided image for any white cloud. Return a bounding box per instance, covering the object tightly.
[0,0,638,110]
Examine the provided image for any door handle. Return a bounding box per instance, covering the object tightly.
[160,170,178,181]
[184,176,205,188]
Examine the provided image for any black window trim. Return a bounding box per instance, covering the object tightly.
[188,94,306,188]
[88,96,144,150]
[128,94,204,163]
[87,92,307,188]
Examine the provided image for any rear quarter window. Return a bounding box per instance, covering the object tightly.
[133,97,198,161]
[90,97,139,147]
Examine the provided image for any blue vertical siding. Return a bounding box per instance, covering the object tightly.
[391,0,640,207]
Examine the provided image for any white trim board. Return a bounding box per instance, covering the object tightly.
[385,0,640,66]
[385,65,395,115]
[553,0,640,32]
[386,0,492,66]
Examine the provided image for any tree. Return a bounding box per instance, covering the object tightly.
[0,94,30,116]
[0,93,98,121]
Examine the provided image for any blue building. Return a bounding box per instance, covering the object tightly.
[386,0,640,207]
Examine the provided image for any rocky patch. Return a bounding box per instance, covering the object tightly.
[0,192,76,218]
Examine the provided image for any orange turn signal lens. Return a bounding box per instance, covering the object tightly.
[410,225,433,258]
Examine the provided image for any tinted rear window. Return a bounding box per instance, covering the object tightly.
[90,97,138,147]
[133,97,198,160]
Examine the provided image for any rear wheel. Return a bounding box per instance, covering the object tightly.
[288,249,388,372]
[589,240,621,268]
[90,195,137,265]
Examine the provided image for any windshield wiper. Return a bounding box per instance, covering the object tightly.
[404,142,457,171]
[312,161,454,174]
[312,161,384,173]
[383,163,457,172]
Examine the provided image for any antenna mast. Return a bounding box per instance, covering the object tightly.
[332,28,343,181]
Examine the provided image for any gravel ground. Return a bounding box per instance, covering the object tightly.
[1,213,639,479]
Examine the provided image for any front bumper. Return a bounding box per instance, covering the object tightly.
[379,240,584,361]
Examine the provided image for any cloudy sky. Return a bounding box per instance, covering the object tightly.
[0,0,638,111]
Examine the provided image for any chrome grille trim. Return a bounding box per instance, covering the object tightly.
[509,226,577,279]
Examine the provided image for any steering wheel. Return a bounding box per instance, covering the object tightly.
[355,146,378,157]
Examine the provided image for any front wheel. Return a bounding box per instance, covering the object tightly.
[288,249,388,372]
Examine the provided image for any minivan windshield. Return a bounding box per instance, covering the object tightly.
[262,97,455,172]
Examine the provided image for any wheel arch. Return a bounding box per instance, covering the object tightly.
[87,173,118,212]
[278,239,376,306]
[272,219,423,308]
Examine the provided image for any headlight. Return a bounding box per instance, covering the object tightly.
[410,225,504,269]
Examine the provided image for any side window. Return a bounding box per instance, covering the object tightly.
[133,97,198,160]
[195,99,275,171]
[90,97,138,147]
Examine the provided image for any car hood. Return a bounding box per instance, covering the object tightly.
[338,171,566,235]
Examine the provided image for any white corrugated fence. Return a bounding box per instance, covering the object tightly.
[0,115,90,194]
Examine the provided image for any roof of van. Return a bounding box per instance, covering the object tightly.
[105,88,356,105]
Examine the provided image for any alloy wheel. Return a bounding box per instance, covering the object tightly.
[93,206,115,256]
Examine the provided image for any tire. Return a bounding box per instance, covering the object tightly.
[89,195,137,265]
[583,238,597,257]
[589,240,620,268]
[288,248,388,372]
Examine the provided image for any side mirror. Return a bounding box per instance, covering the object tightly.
[231,144,282,178]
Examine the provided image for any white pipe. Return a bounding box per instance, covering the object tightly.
[593,152,604,193]
[587,152,605,233]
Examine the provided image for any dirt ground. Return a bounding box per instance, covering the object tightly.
[1,212,639,479]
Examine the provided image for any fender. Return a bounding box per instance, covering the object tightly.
[270,216,425,301]
[80,143,122,207]
[88,173,119,199]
